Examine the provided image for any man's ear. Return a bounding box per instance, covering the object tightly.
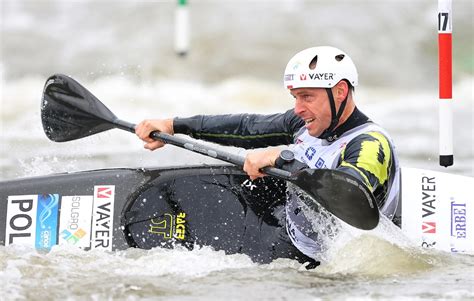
[333,80,349,103]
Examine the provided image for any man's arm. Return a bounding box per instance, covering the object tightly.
[173,109,305,148]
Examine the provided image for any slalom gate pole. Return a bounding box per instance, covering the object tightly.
[438,0,453,167]
[174,0,190,56]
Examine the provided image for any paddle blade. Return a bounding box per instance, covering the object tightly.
[293,169,379,230]
[41,74,118,142]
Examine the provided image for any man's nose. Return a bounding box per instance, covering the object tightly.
[293,98,305,116]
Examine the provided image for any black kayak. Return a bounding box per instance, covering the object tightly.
[0,165,316,264]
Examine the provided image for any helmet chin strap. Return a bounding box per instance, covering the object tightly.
[318,88,348,141]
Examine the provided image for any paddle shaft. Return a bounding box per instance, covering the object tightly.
[113,118,294,180]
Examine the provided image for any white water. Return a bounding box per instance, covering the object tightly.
[1,1,473,300]
[1,227,473,300]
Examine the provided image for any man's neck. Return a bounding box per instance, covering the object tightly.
[323,106,370,142]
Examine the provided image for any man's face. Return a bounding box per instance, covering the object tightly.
[291,87,332,137]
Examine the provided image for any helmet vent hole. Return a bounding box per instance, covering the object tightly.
[309,55,318,70]
[335,54,345,62]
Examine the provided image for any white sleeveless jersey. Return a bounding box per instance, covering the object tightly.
[285,123,400,259]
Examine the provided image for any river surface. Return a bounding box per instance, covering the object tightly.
[1,1,473,300]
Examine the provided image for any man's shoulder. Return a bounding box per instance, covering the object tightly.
[346,122,393,144]
[346,130,393,150]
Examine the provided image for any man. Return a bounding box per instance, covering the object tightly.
[135,46,400,261]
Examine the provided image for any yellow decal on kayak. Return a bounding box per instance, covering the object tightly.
[149,212,186,240]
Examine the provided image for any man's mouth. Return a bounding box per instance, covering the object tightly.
[305,118,316,125]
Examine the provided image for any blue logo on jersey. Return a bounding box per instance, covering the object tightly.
[305,147,316,160]
[36,194,60,250]
[315,158,326,169]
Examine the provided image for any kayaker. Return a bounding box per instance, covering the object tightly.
[135,46,401,262]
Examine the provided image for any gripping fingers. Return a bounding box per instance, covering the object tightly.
[144,140,165,151]
[135,120,158,141]
[243,155,267,180]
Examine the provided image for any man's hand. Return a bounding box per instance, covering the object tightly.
[135,119,174,150]
[243,148,281,180]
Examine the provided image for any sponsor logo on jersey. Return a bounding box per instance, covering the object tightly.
[92,186,115,251]
[315,158,326,169]
[305,147,316,160]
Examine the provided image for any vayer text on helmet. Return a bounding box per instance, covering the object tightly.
[284,73,335,81]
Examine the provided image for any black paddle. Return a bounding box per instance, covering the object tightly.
[41,74,379,230]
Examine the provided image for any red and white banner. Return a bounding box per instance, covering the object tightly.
[402,168,473,254]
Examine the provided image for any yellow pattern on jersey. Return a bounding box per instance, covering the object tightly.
[356,131,391,185]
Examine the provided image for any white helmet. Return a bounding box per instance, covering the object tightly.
[283,46,358,89]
